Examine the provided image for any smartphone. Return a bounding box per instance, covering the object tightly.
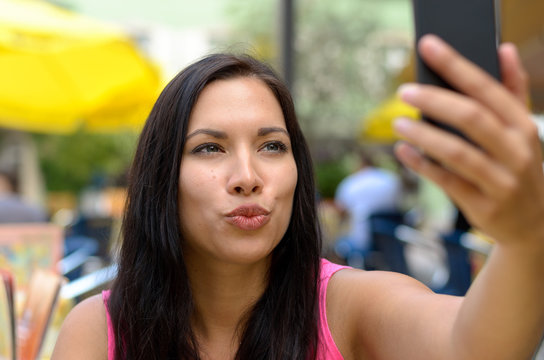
[412,0,501,138]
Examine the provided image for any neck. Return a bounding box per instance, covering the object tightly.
[184,253,270,349]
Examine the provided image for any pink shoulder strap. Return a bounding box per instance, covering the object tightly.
[317,259,351,360]
[102,290,115,360]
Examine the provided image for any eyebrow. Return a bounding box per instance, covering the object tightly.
[257,127,289,137]
[186,127,289,140]
[186,128,227,140]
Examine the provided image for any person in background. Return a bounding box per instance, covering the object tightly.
[0,169,47,223]
[333,149,402,268]
[52,35,544,360]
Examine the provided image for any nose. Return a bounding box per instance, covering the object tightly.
[227,151,263,195]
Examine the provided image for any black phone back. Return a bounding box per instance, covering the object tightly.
[413,0,501,87]
[412,0,501,136]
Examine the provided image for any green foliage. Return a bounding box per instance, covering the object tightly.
[222,0,278,64]
[33,130,138,193]
[314,157,352,199]
[294,0,412,141]
[223,0,412,152]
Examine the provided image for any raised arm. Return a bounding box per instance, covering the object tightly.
[392,35,544,359]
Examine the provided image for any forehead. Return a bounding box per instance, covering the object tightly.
[188,77,286,131]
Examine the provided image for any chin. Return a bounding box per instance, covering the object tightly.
[218,239,277,265]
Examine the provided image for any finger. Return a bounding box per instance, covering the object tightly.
[398,83,518,167]
[498,43,530,105]
[418,35,529,129]
[393,117,513,197]
[394,141,483,205]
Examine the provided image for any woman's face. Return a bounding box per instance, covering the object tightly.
[178,77,298,265]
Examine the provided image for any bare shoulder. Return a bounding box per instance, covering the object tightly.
[327,268,440,322]
[51,293,108,360]
[326,268,462,359]
[329,267,434,303]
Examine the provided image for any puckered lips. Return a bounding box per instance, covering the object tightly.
[225,204,271,231]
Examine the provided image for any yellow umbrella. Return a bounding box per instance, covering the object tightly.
[360,95,419,143]
[0,0,161,134]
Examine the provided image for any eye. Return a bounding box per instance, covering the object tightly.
[191,143,224,154]
[261,141,288,153]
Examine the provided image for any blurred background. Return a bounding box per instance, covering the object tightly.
[0,0,543,358]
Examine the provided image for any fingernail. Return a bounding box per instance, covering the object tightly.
[397,83,419,102]
[420,34,445,55]
[393,117,414,135]
[500,42,520,62]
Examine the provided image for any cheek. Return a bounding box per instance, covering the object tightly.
[179,165,218,209]
[275,162,298,202]
[178,166,220,239]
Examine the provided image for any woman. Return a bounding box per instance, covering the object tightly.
[52,35,544,359]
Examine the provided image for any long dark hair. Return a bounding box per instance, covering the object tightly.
[109,53,322,359]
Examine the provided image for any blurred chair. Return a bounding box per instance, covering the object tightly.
[60,263,117,301]
[334,209,493,297]
[58,217,120,301]
[69,214,114,259]
[395,225,492,296]
[436,230,472,296]
[367,211,410,274]
[57,235,99,281]
[334,210,410,272]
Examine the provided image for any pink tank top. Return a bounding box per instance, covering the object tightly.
[102,259,349,359]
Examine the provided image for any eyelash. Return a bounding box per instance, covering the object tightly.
[190,141,288,155]
[191,143,224,154]
[261,141,288,153]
